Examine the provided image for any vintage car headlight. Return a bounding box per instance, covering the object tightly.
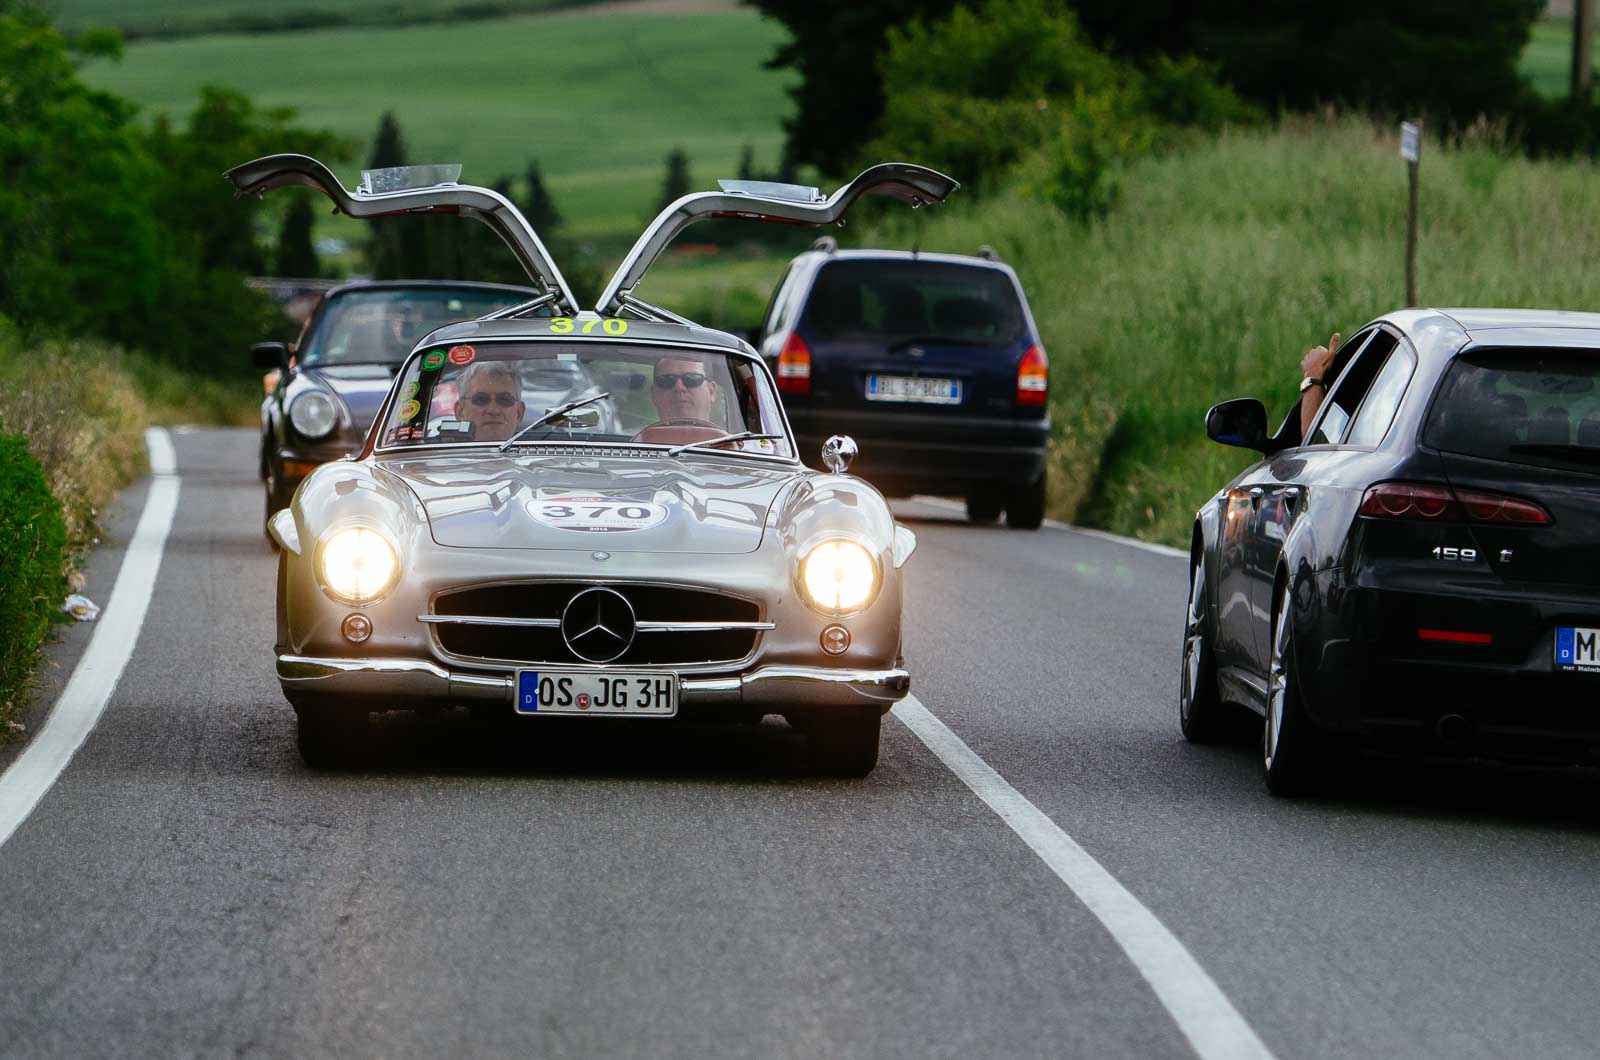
[799,539,879,615]
[318,527,398,605]
[289,390,338,440]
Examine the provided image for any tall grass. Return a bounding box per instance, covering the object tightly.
[866,115,1600,545]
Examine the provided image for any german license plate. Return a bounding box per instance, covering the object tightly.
[866,374,961,405]
[515,669,678,716]
[1555,627,1600,672]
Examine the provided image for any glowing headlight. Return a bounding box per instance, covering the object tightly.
[319,527,398,604]
[289,390,338,439]
[799,539,879,614]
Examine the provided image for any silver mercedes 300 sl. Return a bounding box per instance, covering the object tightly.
[225,153,958,774]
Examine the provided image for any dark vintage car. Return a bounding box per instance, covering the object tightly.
[226,153,955,773]
[253,280,535,529]
[1182,308,1600,794]
[754,244,1051,527]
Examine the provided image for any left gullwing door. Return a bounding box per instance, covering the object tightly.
[596,163,958,319]
[225,154,579,315]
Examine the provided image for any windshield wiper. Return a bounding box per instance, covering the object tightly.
[885,334,992,352]
[497,391,610,452]
[1507,442,1600,464]
[666,431,784,457]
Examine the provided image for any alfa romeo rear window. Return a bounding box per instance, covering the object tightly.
[1423,349,1600,472]
[801,261,1025,345]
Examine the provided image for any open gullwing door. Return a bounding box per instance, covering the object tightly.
[595,163,958,320]
[225,154,579,315]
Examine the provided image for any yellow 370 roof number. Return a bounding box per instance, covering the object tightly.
[549,317,628,335]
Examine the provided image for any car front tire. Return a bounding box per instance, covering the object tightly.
[1005,471,1046,530]
[1179,553,1231,743]
[1263,579,1339,796]
[966,491,1002,523]
[292,695,369,769]
[807,710,881,777]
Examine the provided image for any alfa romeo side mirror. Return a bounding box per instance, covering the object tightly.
[1205,398,1269,453]
[252,341,289,372]
[822,434,858,473]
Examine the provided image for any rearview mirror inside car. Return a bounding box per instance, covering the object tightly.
[252,341,289,371]
[1205,398,1269,452]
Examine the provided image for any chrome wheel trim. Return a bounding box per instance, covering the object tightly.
[1180,564,1205,722]
[1264,583,1291,770]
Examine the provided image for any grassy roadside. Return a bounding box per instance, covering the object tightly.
[864,115,1600,546]
[0,327,257,738]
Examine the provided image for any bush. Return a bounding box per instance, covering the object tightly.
[0,420,68,734]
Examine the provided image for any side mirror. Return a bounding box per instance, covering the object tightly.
[1205,398,1269,452]
[821,434,858,474]
[252,341,290,372]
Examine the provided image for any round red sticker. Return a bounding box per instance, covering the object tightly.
[448,345,476,365]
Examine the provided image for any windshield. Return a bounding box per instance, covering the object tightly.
[802,261,1026,345]
[300,288,532,367]
[1424,349,1600,472]
[378,341,794,459]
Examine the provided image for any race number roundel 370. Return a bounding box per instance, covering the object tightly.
[528,494,669,533]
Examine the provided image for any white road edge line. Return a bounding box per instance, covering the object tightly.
[908,494,1187,559]
[892,695,1275,1060]
[0,428,180,851]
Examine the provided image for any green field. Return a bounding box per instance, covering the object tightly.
[1520,16,1596,98]
[859,117,1600,545]
[51,0,579,38]
[80,6,797,253]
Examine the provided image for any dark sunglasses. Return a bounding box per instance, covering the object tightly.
[468,391,519,407]
[654,372,707,390]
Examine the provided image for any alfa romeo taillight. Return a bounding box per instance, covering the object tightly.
[777,333,811,395]
[1358,482,1551,525]
[1016,345,1048,407]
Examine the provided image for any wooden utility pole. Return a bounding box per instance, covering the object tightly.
[1575,0,1596,102]
[1400,121,1421,307]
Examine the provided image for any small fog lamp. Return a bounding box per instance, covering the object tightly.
[821,624,851,655]
[341,613,373,643]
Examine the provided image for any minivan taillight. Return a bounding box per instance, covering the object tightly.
[1358,482,1551,525]
[1017,344,1048,407]
[777,333,811,395]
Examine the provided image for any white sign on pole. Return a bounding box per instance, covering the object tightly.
[1399,121,1420,163]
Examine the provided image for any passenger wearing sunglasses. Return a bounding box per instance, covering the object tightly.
[455,361,526,441]
[648,355,720,426]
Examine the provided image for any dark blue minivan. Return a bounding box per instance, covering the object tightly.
[755,242,1051,527]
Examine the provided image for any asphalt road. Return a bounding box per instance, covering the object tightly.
[6,427,1600,1059]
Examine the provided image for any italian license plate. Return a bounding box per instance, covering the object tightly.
[1555,627,1600,672]
[515,669,678,716]
[866,374,961,405]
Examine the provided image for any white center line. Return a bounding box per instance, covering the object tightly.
[893,695,1275,1060]
[0,428,180,851]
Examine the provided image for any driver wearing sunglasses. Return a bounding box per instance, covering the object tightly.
[455,361,526,441]
[648,355,720,426]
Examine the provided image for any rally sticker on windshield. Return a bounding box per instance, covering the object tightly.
[421,349,446,371]
[528,494,669,533]
[448,345,476,365]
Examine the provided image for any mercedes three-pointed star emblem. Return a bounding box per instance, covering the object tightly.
[560,587,637,663]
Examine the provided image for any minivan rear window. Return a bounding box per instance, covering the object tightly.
[801,261,1025,345]
[1423,350,1600,472]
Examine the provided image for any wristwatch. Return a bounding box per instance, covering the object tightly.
[1299,375,1325,393]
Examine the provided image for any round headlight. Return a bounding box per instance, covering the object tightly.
[799,539,879,614]
[289,390,338,440]
[318,527,398,605]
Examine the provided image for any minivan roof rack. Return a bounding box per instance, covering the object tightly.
[810,235,837,253]
[976,244,1000,261]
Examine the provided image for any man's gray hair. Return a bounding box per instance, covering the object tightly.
[457,359,523,397]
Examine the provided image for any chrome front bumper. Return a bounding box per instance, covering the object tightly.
[277,655,910,712]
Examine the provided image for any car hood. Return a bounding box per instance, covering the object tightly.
[378,451,804,553]
[305,364,396,434]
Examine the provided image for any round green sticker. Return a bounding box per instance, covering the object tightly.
[398,399,422,422]
[421,349,446,371]
[402,380,419,400]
